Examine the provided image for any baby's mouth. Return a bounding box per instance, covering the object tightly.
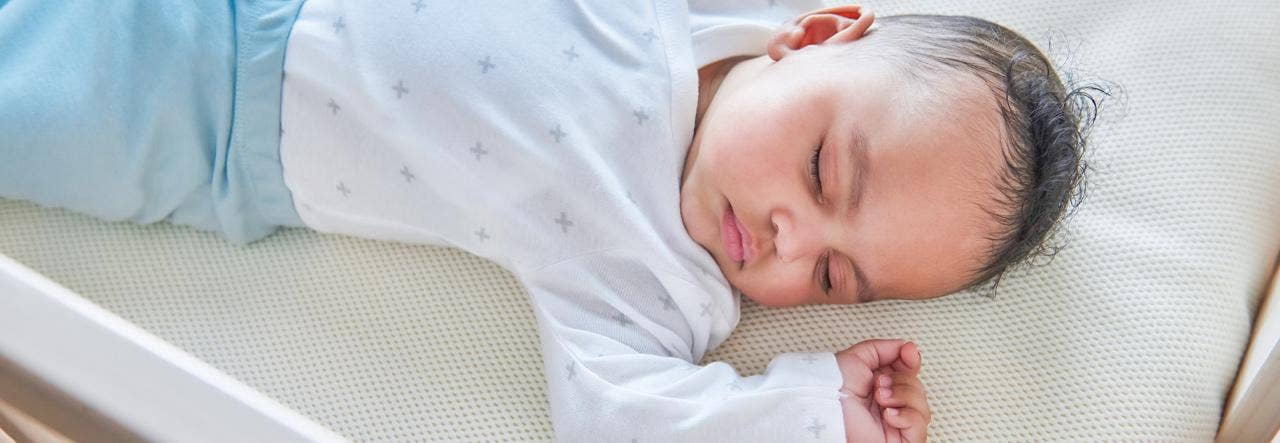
[722,204,746,267]
[727,203,752,270]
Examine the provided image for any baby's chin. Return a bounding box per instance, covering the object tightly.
[721,276,769,307]
[726,276,810,308]
[727,283,749,302]
[707,255,749,300]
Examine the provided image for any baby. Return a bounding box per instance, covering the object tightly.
[0,1,1088,441]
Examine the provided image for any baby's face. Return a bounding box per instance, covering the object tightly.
[679,44,1007,306]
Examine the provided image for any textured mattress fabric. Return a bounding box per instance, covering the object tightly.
[2,0,1279,440]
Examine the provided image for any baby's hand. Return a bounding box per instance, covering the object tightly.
[834,340,930,443]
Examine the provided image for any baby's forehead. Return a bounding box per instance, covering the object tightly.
[848,65,1004,141]
[855,72,1011,203]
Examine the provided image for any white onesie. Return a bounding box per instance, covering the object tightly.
[279,1,848,440]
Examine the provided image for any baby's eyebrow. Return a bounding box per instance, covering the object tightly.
[851,257,876,303]
[846,126,870,210]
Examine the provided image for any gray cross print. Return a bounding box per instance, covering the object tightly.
[565,361,576,381]
[327,98,341,115]
[550,124,567,143]
[332,16,345,34]
[727,380,744,391]
[475,227,490,242]
[642,28,657,43]
[613,312,633,327]
[400,165,415,182]
[700,301,712,317]
[336,181,351,197]
[633,109,649,125]
[393,80,409,99]
[657,293,676,311]
[469,141,488,160]
[806,417,825,439]
[563,45,579,62]
[478,55,495,73]
[554,211,574,233]
[802,354,819,364]
[410,0,425,14]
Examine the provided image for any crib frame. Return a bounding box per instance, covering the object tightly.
[0,252,343,442]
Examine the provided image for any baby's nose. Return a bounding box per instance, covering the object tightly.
[772,214,822,264]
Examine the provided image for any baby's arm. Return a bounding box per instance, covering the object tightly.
[523,258,853,441]
[835,340,931,443]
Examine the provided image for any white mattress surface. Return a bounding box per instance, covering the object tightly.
[2,0,1279,440]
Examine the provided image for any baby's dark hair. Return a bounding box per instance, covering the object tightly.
[866,15,1105,293]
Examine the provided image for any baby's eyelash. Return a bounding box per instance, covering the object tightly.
[809,144,823,194]
[818,251,832,294]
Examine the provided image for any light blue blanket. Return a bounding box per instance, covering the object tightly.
[0,0,306,244]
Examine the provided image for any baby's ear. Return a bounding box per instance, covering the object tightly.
[767,5,876,61]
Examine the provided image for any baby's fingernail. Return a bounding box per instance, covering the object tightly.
[878,375,891,387]
[878,387,891,399]
[886,408,899,416]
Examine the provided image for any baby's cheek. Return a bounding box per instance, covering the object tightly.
[712,130,790,181]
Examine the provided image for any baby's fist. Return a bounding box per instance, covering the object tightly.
[834,340,930,443]
[873,363,930,440]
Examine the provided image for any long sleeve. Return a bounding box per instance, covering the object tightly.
[518,251,848,442]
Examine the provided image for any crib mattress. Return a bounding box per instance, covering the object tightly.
[3,0,1280,440]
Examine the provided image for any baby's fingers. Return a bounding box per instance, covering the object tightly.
[890,341,922,375]
[875,373,930,422]
[882,407,928,443]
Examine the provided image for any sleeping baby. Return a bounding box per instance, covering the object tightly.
[0,0,1091,441]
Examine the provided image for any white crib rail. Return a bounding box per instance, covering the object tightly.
[0,252,346,443]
